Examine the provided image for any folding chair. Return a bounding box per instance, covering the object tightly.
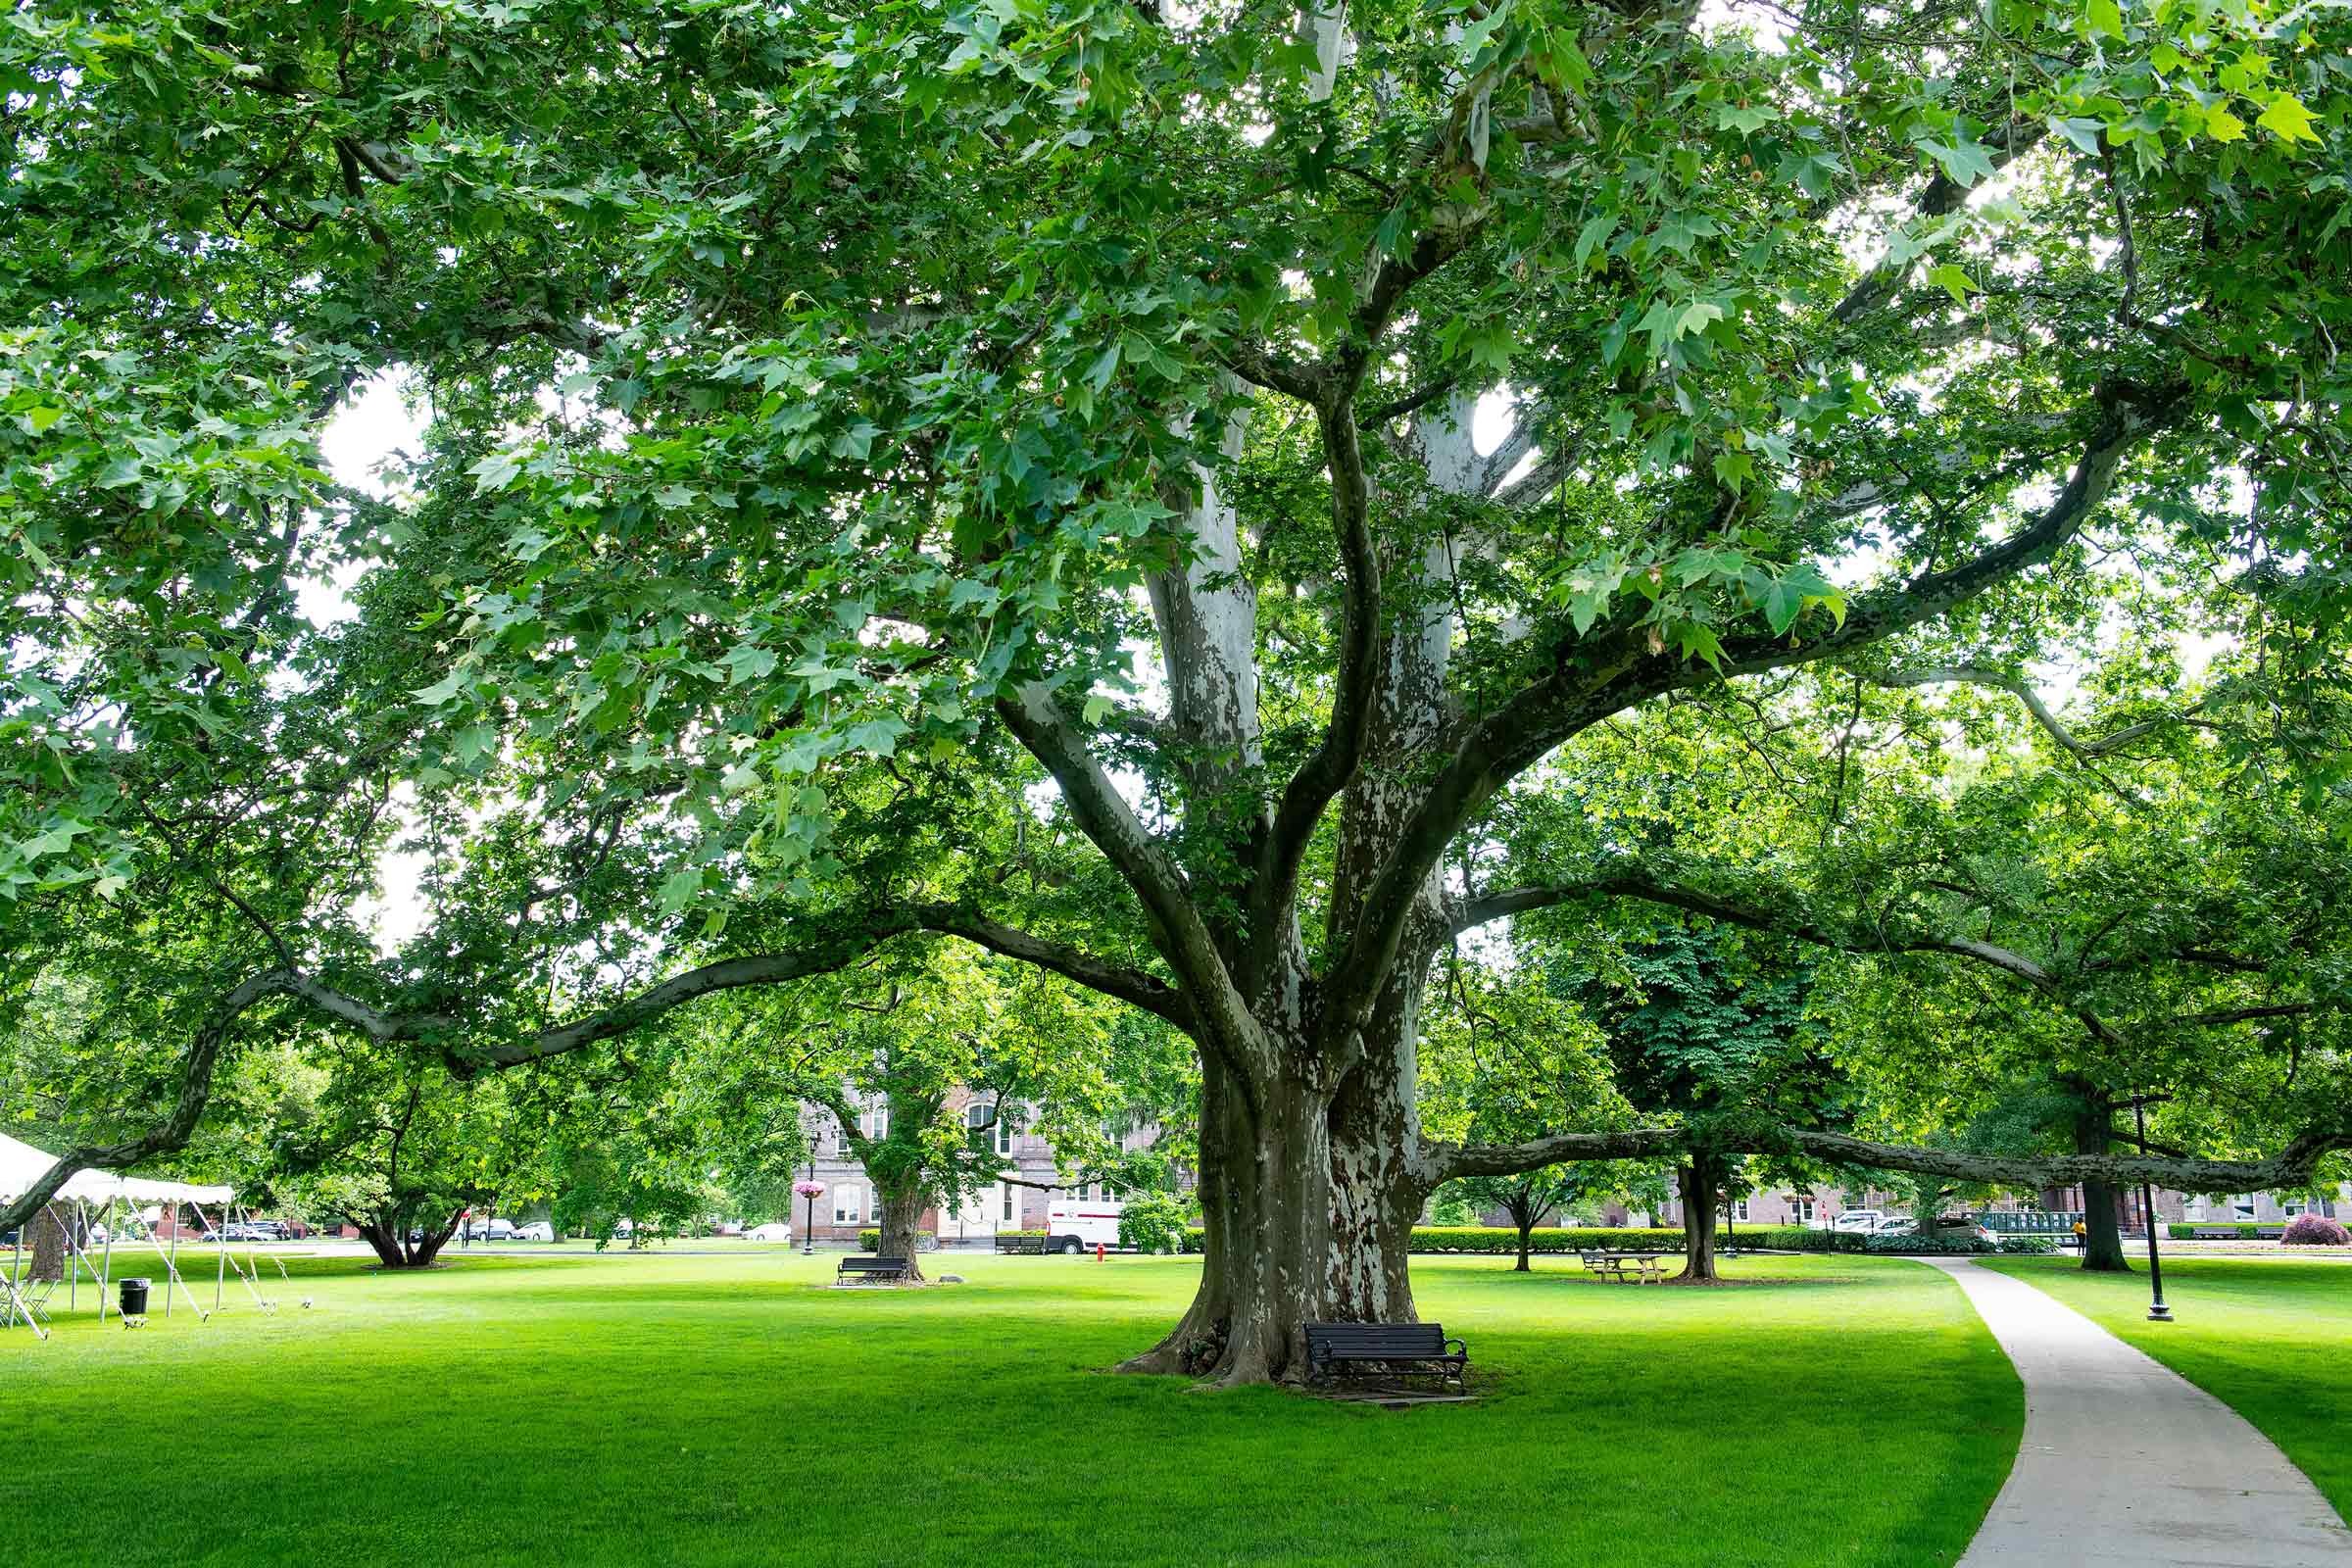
[2,1274,56,1339]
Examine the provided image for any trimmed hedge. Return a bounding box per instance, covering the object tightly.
[1180,1224,1866,1256]
[1167,1223,2064,1256]
[2167,1221,2293,1239]
[1408,1226,1689,1254]
[856,1228,946,1250]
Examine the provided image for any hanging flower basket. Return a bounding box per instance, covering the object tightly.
[793,1180,827,1200]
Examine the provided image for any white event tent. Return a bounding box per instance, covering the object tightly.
[2,1130,239,1339]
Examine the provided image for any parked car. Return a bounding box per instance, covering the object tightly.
[245,1219,290,1241]
[1872,1216,1917,1235]
[463,1218,518,1242]
[1832,1209,1884,1234]
[1923,1214,2000,1245]
[745,1222,795,1242]
[514,1221,555,1242]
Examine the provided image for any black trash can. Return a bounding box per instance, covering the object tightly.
[120,1277,151,1316]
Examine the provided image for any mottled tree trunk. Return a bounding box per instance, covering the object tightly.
[1118,1045,1425,1386]
[26,1203,68,1283]
[1677,1157,1722,1282]
[874,1185,930,1284]
[2075,1105,2132,1273]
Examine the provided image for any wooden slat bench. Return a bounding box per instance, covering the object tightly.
[2188,1226,2241,1240]
[1304,1321,1468,1390]
[836,1254,910,1282]
[993,1234,1048,1254]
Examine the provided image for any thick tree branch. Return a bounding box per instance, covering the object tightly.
[1429,1123,2348,1194]
[1324,380,2183,1039]
[998,687,1261,1068]
[1831,120,2048,325]
[1257,406,1383,958]
[1451,871,2057,988]
[0,967,439,1235]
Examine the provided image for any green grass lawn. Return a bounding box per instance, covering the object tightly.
[3,1250,2017,1568]
[1983,1253,2352,1519]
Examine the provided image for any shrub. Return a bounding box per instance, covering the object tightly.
[1863,1233,1999,1254]
[1408,1226,1689,1254]
[1178,1223,1885,1256]
[1732,1226,1869,1253]
[2167,1221,2288,1239]
[1116,1195,1191,1254]
[2282,1213,2351,1247]
[858,1229,878,1250]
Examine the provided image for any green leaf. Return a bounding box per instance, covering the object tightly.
[658,866,706,913]
[1919,136,2000,188]
[410,671,466,707]
[1573,215,1615,271]
[2049,117,2105,157]
[718,644,777,684]
[2083,0,2124,38]
[1671,301,1725,341]
[1927,264,1979,305]
[2257,94,2321,145]
[1082,341,1121,393]
[469,451,524,493]
[24,406,65,434]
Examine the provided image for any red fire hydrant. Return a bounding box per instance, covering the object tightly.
[1096,1242,1105,1262]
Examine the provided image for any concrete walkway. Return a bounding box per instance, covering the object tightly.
[1925,1257,2352,1566]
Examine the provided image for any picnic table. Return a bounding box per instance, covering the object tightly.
[1578,1250,1668,1284]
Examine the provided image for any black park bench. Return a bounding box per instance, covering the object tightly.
[837,1255,910,1282]
[1303,1321,1468,1391]
[2188,1226,2241,1240]
[994,1234,1048,1254]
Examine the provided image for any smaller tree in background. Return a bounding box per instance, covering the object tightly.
[1548,921,1852,1282]
[1420,947,1653,1270]
[271,1044,535,1269]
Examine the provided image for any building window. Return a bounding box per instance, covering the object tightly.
[1001,1183,1019,1224]
[1789,1196,1816,1224]
[833,1185,862,1225]
[1728,1199,1750,1222]
[860,1102,889,1140]
[994,1105,1019,1157]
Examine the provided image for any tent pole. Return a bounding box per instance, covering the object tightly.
[98,1196,116,1322]
[166,1206,179,1317]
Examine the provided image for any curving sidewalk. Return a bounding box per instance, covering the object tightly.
[1923,1257,2352,1566]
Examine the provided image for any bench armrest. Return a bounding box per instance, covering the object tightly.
[1444,1338,1467,1357]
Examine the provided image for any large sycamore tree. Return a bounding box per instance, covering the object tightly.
[5,0,2352,1382]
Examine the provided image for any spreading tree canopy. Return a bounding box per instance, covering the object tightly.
[4,0,2351,1381]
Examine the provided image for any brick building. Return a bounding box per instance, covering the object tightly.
[787,1089,1168,1247]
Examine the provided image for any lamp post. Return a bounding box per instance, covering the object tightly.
[2132,1096,2173,1323]
[795,1170,826,1257]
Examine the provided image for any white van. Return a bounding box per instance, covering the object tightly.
[1044,1198,1126,1254]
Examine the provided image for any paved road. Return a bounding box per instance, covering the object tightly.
[1926,1257,2352,1567]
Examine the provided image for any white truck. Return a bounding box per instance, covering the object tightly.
[1043,1199,1126,1254]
